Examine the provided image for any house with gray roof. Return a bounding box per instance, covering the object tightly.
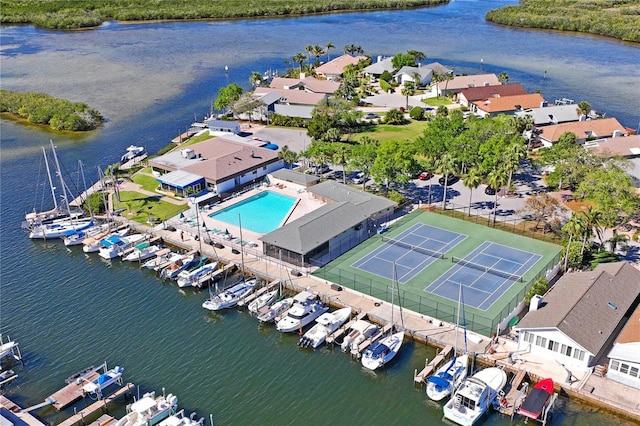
[259,180,396,268]
[514,104,581,126]
[363,57,395,78]
[606,303,640,389]
[393,66,433,86]
[515,262,640,369]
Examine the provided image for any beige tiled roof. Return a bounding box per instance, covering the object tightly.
[254,87,326,106]
[316,54,366,76]
[269,77,339,94]
[585,134,640,158]
[616,304,640,344]
[458,83,527,102]
[539,118,628,143]
[473,93,545,113]
[438,73,500,91]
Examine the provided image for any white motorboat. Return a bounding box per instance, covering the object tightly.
[116,391,178,426]
[98,233,146,259]
[82,365,124,396]
[83,227,130,253]
[160,254,196,279]
[340,319,381,352]
[142,249,182,271]
[361,331,404,370]
[176,261,217,288]
[29,218,94,239]
[426,354,469,402]
[123,242,163,262]
[158,409,204,426]
[299,307,351,349]
[276,292,328,333]
[248,289,279,315]
[443,367,508,426]
[256,297,294,323]
[62,223,111,246]
[427,283,469,402]
[202,277,257,310]
[121,145,146,164]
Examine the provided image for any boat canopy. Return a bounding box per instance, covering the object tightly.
[428,375,450,389]
[101,236,124,247]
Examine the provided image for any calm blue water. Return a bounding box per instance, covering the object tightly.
[208,191,296,233]
[1,1,639,425]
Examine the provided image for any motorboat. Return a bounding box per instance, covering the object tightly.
[516,378,554,420]
[176,260,217,288]
[158,409,204,426]
[83,227,130,253]
[340,319,380,352]
[443,367,508,426]
[276,292,328,333]
[62,223,111,246]
[160,254,197,280]
[0,335,21,362]
[202,277,257,311]
[248,289,279,315]
[123,242,163,262]
[98,233,147,259]
[426,354,469,402]
[361,331,404,371]
[82,365,124,396]
[142,249,182,271]
[427,283,469,401]
[256,296,294,323]
[29,218,94,239]
[120,145,146,164]
[299,307,351,349]
[116,391,178,426]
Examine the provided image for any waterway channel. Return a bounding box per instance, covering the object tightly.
[1,0,639,424]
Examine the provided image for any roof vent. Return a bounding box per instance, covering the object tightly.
[607,302,617,310]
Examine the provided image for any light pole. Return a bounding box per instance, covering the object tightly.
[191,195,203,254]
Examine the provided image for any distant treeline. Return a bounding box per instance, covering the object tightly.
[486,0,640,43]
[0,90,103,131]
[0,0,448,29]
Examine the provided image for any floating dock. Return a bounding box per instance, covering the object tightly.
[414,345,453,385]
[496,368,527,416]
[58,383,134,426]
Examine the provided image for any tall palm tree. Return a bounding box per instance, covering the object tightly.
[580,206,604,252]
[462,168,482,216]
[325,42,335,62]
[278,145,299,169]
[344,44,363,56]
[562,213,585,270]
[433,153,457,210]
[401,81,416,110]
[576,101,592,119]
[503,141,526,192]
[608,229,629,254]
[306,44,324,67]
[498,72,509,84]
[292,52,307,73]
[249,71,263,88]
[487,168,507,224]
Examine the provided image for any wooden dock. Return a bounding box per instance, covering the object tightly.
[414,345,453,384]
[326,312,366,345]
[0,395,47,426]
[58,383,134,426]
[497,368,528,417]
[47,371,102,410]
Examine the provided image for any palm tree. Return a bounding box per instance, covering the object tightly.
[498,72,509,84]
[292,52,307,73]
[249,71,263,88]
[608,229,629,254]
[503,141,526,192]
[325,42,335,62]
[433,153,457,209]
[580,206,603,253]
[344,44,363,56]
[576,101,592,119]
[462,168,482,216]
[401,81,416,110]
[412,71,422,87]
[306,44,324,67]
[278,145,299,169]
[562,213,585,270]
[487,168,507,224]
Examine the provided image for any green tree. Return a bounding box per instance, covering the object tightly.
[325,42,335,62]
[292,52,307,72]
[371,140,417,191]
[436,105,448,117]
[401,81,416,110]
[487,168,508,224]
[562,214,586,270]
[498,72,509,84]
[344,44,364,55]
[607,230,629,254]
[576,101,591,119]
[214,83,243,112]
[249,71,263,87]
[524,277,548,305]
[350,139,378,190]
[391,52,416,70]
[278,145,299,169]
[384,108,407,125]
[433,152,458,209]
[462,167,482,216]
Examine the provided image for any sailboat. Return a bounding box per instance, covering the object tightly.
[361,262,404,371]
[426,283,469,402]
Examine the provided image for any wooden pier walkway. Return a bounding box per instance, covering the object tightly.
[47,371,102,410]
[326,312,366,345]
[414,345,453,384]
[497,368,528,417]
[58,383,134,426]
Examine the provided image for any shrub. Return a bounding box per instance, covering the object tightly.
[409,106,425,120]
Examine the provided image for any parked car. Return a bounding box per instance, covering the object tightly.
[484,186,496,195]
[312,164,331,174]
[352,172,366,184]
[364,112,380,120]
[438,175,459,185]
[418,171,433,180]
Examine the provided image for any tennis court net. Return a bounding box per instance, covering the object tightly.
[451,256,522,282]
[381,236,445,259]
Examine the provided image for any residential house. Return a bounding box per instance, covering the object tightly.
[315,54,367,80]
[434,73,500,98]
[536,118,628,147]
[457,83,527,108]
[269,75,340,94]
[515,262,640,369]
[205,119,241,135]
[259,179,396,268]
[363,56,395,79]
[393,66,433,86]
[472,93,545,118]
[148,136,283,198]
[585,134,640,186]
[515,104,581,127]
[606,304,640,389]
[253,86,328,119]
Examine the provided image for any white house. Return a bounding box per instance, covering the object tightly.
[606,304,640,389]
[515,262,640,369]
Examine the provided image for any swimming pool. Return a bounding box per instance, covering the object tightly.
[208,191,297,234]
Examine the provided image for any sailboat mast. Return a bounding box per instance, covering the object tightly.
[50,140,70,215]
[455,283,462,355]
[238,214,245,276]
[42,147,58,211]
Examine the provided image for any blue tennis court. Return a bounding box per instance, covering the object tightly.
[425,241,542,311]
[352,223,466,283]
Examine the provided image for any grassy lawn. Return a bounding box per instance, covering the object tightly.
[181,132,216,147]
[422,97,452,106]
[352,120,429,143]
[132,172,161,192]
[113,190,186,225]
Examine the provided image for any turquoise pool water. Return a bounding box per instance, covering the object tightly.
[209,191,296,234]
